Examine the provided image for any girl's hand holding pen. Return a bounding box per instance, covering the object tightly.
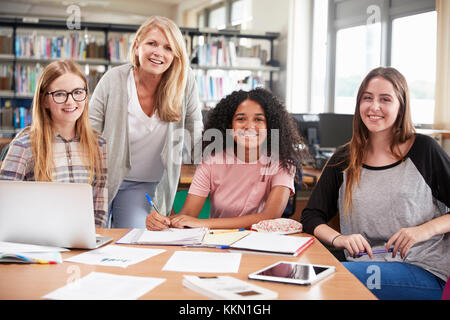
[332,233,374,259]
[145,193,171,230]
[145,210,171,230]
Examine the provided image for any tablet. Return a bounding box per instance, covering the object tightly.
[248,261,335,286]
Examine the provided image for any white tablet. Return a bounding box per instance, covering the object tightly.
[248,261,335,286]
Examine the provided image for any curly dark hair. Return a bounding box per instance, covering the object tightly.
[202,87,306,172]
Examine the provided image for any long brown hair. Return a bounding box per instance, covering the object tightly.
[343,67,415,215]
[30,59,102,184]
[129,16,188,122]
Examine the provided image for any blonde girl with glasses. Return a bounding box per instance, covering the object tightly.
[0,59,108,227]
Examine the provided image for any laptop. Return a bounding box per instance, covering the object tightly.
[0,181,112,249]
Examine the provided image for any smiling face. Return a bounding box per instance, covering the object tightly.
[359,76,401,137]
[134,27,175,76]
[45,72,86,132]
[232,99,268,151]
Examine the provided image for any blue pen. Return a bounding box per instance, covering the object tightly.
[356,248,393,257]
[145,193,160,213]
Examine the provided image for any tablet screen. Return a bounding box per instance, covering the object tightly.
[255,263,329,281]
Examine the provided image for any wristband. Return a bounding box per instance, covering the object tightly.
[331,234,342,247]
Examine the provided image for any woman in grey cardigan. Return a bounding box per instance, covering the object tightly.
[89,16,203,228]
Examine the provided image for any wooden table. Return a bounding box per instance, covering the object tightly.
[0,228,376,300]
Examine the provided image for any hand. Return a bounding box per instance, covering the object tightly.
[333,234,373,259]
[386,225,432,260]
[170,214,206,229]
[145,210,171,230]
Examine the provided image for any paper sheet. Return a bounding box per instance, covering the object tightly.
[0,241,69,253]
[65,245,165,268]
[42,272,166,300]
[162,251,242,273]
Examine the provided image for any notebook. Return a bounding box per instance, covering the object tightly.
[0,181,112,249]
[228,232,314,256]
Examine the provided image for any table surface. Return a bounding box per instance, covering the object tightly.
[0,228,376,300]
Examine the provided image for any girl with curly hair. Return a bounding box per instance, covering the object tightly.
[146,88,305,230]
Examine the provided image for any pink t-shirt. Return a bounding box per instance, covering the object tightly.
[188,150,295,218]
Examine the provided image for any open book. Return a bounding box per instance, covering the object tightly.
[116,228,208,246]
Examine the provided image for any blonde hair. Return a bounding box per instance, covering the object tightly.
[129,16,188,122]
[343,67,415,216]
[30,59,102,184]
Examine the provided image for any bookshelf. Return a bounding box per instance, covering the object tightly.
[0,17,281,138]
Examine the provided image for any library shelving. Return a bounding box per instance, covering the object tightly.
[0,17,281,138]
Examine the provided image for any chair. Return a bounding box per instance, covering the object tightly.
[282,168,303,218]
[442,276,450,300]
[172,190,210,219]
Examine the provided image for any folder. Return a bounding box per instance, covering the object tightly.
[228,232,314,256]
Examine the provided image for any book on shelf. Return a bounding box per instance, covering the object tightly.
[0,34,13,55]
[108,33,133,63]
[15,31,105,60]
[195,72,265,103]
[14,64,44,95]
[194,39,268,69]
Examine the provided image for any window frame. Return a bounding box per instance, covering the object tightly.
[324,0,436,122]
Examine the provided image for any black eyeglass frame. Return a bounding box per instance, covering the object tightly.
[46,88,88,104]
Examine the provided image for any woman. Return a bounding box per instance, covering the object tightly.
[0,59,108,227]
[90,16,203,228]
[146,88,305,230]
[301,67,450,299]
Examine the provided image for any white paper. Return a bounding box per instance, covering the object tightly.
[65,245,165,268]
[162,251,242,273]
[42,272,166,300]
[0,241,69,253]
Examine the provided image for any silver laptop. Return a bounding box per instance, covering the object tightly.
[0,181,112,249]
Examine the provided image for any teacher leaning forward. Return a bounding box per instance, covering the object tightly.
[90,16,203,228]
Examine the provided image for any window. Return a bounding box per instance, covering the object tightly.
[231,0,252,27]
[334,23,381,114]
[322,0,436,125]
[310,0,328,114]
[208,5,226,29]
[391,11,437,125]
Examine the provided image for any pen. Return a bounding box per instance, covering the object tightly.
[184,244,230,249]
[356,248,393,257]
[145,193,160,214]
[209,229,245,234]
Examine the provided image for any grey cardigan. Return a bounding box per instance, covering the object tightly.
[89,64,203,215]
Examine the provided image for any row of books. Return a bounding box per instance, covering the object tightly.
[13,64,104,96]
[195,72,265,103]
[194,39,268,68]
[14,64,44,95]
[108,34,133,63]
[15,33,106,60]
[0,106,31,131]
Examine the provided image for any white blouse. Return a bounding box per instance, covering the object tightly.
[125,70,168,182]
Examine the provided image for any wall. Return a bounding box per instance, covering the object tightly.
[247,0,292,103]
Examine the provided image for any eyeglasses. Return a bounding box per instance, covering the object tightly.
[46,88,87,104]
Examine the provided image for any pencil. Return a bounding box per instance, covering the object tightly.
[209,229,245,234]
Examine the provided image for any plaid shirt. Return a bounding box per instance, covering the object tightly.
[0,128,108,227]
